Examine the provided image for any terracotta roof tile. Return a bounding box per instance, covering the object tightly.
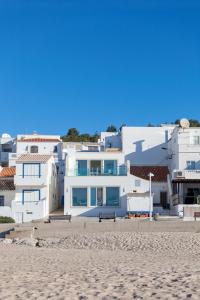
[16,154,52,163]
[0,167,16,177]
[130,166,169,182]
[18,138,61,142]
[0,179,15,190]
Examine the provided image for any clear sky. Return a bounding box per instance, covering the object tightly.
[0,0,200,136]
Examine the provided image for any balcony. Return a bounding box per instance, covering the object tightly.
[172,193,200,205]
[14,175,47,186]
[67,166,127,176]
[173,170,200,180]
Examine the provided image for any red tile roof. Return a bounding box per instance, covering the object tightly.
[130,166,169,182]
[0,179,15,190]
[18,138,61,142]
[16,154,52,163]
[0,167,16,177]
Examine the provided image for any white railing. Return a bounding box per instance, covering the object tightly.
[173,170,200,180]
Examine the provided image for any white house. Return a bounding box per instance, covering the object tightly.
[0,166,16,218]
[64,143,150,217]
[0,134,15,167]
[13,154,58,223]
[168,125,200,217]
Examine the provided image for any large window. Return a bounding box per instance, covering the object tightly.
[106,187,120,206]
[76,160,88,176]
[90,187,103,206]
[23,190,40,204]
[0,196,4,206]
[23,163,40,177]
[72,188,87,206]
[30,146,38,153]
[104,160,117,175]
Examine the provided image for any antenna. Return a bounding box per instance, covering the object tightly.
[180,118,190,129]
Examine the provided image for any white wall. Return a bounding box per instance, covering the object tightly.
[127,195,150,212]
[169,127,200,171]
[100,132,122,149]
[64,174,149,216]
[12,157,59,222]
[0,190,15,218]
[121,126,175,165]
[152,182,168,204]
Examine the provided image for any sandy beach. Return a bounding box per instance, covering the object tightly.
[1,219,200,299]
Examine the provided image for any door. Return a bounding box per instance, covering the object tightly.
[160,192,168,209]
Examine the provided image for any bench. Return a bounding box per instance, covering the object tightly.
[99,212,116,222]
[194,212,200,221]
[48,214,72,223]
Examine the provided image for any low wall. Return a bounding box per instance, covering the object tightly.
[183,205,200,221]
[0,207,12,218]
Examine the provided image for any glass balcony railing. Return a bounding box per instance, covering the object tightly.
[73,166,127,176]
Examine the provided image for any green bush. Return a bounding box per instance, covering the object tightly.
[0,216,15,223]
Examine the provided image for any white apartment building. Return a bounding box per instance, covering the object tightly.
[13,154,58,223]
[168,125,200,217]
[0,134,61,223]
[64,145,150,217]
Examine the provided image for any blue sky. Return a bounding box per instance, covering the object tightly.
[0,0,200,136]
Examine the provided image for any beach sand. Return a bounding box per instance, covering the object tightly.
[1,220,200,299]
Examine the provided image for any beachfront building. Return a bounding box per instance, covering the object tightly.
[0,166,15,218]
[0,134,61,222]
[64,143,150,217]
[100,125,175,213]
[0,134,15,167]
[13,154,58,223]
[168,125,200,217]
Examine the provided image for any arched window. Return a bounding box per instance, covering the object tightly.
[30,145,38,153]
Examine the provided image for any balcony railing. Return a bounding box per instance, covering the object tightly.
[172,193,200,205]
[69,166,127,176]
[173,170,200,180]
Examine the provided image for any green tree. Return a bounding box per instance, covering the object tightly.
[106,125,117,132]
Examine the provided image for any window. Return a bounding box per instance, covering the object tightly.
[76,160,88,176]
[106,187,120,206]
[135,179,141,187]
[104,160,117,175]
[0,196,4,206]
[191,136,200,145]
[23,163,40,177]
[30,146,38,153]
[186,161,196,170]
[90,187,103,206]
[90,160,101,175]
[72,188,87,206]
[23,190,40,204]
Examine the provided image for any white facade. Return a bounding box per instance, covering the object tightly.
[64,145,150,217]
[0,190,15,218]
[0,135,15,166]
[167,126,200,217]
[13,155,58,223]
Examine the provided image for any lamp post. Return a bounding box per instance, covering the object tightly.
[148,172,154,221]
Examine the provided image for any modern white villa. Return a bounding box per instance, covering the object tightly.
[0,119,200,222]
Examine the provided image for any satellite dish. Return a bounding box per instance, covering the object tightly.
[2,133,11,138]
[180,118,190,129]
